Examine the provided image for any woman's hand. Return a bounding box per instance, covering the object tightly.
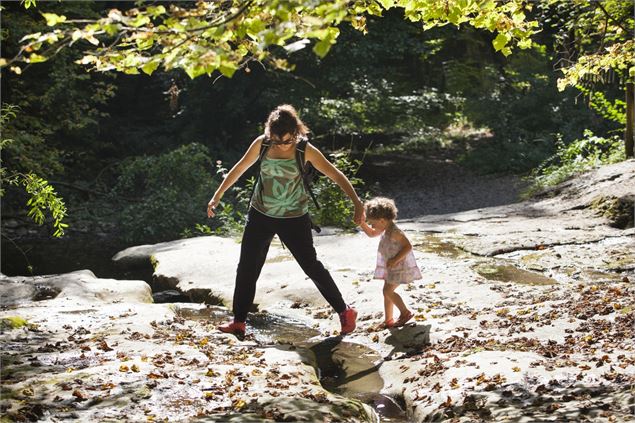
[386,258,397,269]
[207,195,221,218]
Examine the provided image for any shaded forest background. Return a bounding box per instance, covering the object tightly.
[1,1,628,276]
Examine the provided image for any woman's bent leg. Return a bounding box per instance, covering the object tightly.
[276,214,347,313]
[233,209,275,322]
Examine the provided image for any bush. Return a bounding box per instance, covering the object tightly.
[191,160,255,237]
[309,150,366,229]
[111,143,216,243]
[309,78,461,136]
[458,135,555,174]
[523,130,625,197]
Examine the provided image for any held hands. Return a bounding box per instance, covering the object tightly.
[386,258,398,269]
[353,201,364,225]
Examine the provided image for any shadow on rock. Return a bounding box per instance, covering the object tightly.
[384,323,431,360]
[430,379,635,422]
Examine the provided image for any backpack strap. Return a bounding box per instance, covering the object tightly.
[249,136,271,204]
[295,137,321,210]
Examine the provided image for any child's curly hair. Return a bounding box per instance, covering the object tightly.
[364,197,398,220]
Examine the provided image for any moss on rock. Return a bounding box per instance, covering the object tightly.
[0,316,29,330]
[590,196,634,229]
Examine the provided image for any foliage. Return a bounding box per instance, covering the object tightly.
[110,143,217,243]
[21,173,69,237]
[187,161,256,238]
[523,130,625,197]
[2,0,537,78]
[1,3,116,178]
[311,78,461,135]
[309,150,365,229]
[577,85,626,125]
[539,0,633,156]
[1,104,68,237]
[373,126,446,154]
[450,41,604,174]
[544,0,635,91]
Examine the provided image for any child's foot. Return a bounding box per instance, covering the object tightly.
[339,306,358,335]
[395,310,414,327]
[376,318,395,330]
[217,320,246,340]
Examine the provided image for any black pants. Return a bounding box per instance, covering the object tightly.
[232,208,347,322]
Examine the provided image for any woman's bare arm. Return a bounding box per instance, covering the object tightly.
[305,143,364,224]
[207,136,264,218]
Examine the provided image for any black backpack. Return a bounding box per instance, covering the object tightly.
[251,136,322,231]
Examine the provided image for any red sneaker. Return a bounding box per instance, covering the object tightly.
[217,320,246,339]
[339,306,357,335]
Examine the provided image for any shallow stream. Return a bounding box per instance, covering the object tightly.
[178,307,409,422]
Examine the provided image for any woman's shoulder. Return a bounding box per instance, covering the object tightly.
[303,140,323,158]
[249,134,267,150]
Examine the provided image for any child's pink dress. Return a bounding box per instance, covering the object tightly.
[374,230,422,285]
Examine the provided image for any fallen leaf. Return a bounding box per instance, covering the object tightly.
[72,389,88,401]
[98,340,113,352]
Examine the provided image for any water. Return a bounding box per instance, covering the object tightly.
[412,234,470,259]
[177,306,409,422]
[473,262,557,285]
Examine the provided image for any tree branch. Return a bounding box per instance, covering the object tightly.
[595,1,629,34]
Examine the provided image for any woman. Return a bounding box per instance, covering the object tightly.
[207,104,364,338]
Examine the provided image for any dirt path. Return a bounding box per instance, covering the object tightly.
[358,149,526,219]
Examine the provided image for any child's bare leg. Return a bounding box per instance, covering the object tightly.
[385,283,410,316]
[382,282,396,323]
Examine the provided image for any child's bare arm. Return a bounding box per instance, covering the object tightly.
[386,229,413,267]
[359,220,383,237]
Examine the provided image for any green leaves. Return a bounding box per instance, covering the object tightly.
[1,105,68,237]
[141,60,160,76]
[492,33,510,52]
[312,27,340,58]
[40,12,66,26]
[9,0,539,80]
[557,40,635,91]
[23,174,69,237]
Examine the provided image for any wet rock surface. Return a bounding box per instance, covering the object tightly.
[2,160,634,422]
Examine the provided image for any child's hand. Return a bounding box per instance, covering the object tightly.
[386,258,397,268]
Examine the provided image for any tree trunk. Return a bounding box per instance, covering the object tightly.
[626,82,634,158]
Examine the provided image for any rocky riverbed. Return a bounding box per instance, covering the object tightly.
[2,160,634,422]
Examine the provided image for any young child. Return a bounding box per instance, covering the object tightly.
[359,197,422,328]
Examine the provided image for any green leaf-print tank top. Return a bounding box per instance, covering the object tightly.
[251,156,309,218]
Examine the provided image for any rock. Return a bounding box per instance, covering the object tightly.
[590,195,635,229]
[0,270,152,306]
